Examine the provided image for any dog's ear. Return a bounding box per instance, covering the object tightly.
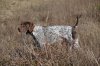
[18,23,24,33]
[28,22,34,33]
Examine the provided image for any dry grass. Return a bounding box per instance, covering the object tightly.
[0,0,100,66]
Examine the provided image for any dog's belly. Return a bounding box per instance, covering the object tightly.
[32,26,73,46]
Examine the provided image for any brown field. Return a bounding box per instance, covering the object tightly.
[0,0,100,66]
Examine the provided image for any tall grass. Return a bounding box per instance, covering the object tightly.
[0,0,100,66]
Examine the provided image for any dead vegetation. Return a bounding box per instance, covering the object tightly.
[0,0,100,66]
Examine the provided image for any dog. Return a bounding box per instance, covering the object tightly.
[18,16,80,49]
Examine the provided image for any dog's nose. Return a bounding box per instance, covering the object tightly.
[18,28,21,32]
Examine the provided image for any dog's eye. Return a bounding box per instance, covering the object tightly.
[21,24,23,25]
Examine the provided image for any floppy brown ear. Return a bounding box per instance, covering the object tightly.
[28,22,34,33]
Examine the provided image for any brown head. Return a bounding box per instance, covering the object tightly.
[18,22,35,34]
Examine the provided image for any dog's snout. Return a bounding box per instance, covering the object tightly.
[18,28,21,32]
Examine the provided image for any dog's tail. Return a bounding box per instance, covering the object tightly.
[73,15,81,28]
[72,15,81,39]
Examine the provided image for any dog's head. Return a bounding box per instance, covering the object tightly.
[18,22,34,34]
